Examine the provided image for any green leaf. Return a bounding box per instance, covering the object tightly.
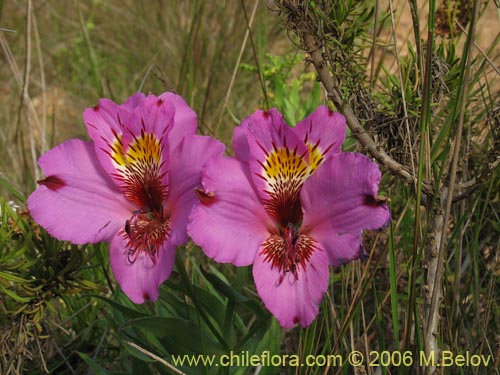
[92,295,148,320]
[0,270,30,283]
[77,352,110,375]
[121,317,225,354]
[0,286,33,303]
[0,176,26,201]
[200,267,248,304]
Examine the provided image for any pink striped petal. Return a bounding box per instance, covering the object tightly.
[240,110,309,225]
[110,233,175,303]
[253,243,329,328]
[293,106,346,161]
[234,109,307,162]
[83,98,134,186]
[121,95,175,150]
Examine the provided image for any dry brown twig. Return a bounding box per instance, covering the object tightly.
[270,0,432,196]
[302,32,434,197]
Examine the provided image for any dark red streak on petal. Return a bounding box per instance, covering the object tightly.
[364,194,387,207]
[194,188,217,206]
[38,175,66,191]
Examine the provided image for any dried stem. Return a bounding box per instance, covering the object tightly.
[423,2,480,373]
[302,33,433,196]
[423,189,445,375]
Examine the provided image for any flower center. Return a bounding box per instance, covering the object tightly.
[110,131,170,262]
[261,225,316,283]
[259,140,328,227]
[124,209,171,263]
[260,146,309,226]
[110,132,168,208]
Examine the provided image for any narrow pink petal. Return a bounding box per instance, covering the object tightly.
[122,92,146,110]
[188,155,273,266]
[110,233,175,303]
[165,135,225,246]
[233,108,304,162]
[83,98,134,187]
[301,152,390,235]
[293,106,346,160]
[158,92,197,151]
[253,244,329,328]
[242,109,309,211]
[116,98,173,190]
[121,94,176,149]
[27,140,133,244]
[232,111,257,162]
[119,93,197,193]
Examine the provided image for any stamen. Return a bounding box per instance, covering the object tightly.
[123,210,171,263]
[261,228,316,284]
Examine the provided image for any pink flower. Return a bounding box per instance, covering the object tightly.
[28,92,224,303]
[188,106,390,328]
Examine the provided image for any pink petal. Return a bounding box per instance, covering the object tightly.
[233,108,304,162]
[188,155,273,266]
[27,140,133,244]
[165,135,225,246]
[293,106,346,160]
[242,109,309,209]
[110,233,175,303]
[253,243,329,328]
[159,92,197,151]
[83,98,134,186]
[122,92,146,110]
[116,97,174,190]
[301,153,390,261]
[231,111,256,162]
[320,231,366,266]
[121,94,176,149]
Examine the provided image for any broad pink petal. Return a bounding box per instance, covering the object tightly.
[159,92,197,151]
[301,152,390,236]
[110,233,175,303]
[188,155,273,266]
[28,140,133,244]
[165,135,225,246]
[293,106,346,160]
[253,244,329,328]
[316,231,366,266]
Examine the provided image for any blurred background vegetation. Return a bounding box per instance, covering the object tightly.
[0,0,499,374]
